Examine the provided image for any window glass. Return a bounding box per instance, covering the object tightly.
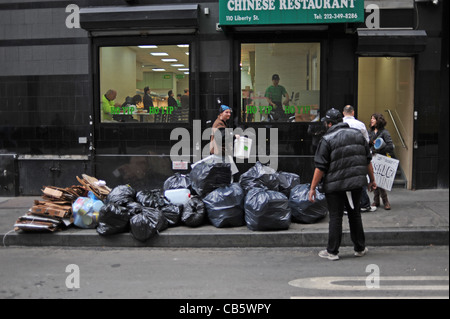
[241,43,320,123]
[99,45,190,123]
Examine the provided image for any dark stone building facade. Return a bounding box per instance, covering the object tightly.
[0,0,448,196]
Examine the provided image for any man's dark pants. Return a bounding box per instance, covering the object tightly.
[360,187,371,208]
[325,188,366,255]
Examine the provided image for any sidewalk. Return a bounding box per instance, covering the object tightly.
[1,189,448,248]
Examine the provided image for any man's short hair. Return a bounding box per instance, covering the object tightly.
[343,105,354,114]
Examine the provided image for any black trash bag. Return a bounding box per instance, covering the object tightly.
[130,207,168,242]
[181,196,206,227]
[136,189,166,208]
[137,189,181,226]
[190,160,232,196]
[244,188,291,231]
[277,171,301,197]
[155,208,169,232]
[126,201,144,216]
[163,173,192,191]
[160,203,182,227]
[239,162,280,193]
[96,203,131,235]
[106,185,136,206]
[203,183,245,228]
[289,184,328,224]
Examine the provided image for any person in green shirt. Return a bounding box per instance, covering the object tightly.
[265,74,290,122]
[101,89,120,122]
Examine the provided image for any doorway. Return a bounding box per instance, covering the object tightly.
[358,57,415,189]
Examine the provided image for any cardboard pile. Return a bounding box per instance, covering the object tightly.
[14,175,111,232]
[76,174,111,201]
[14,215,68,232]
[14,185,87,232]
[33,185,87,219]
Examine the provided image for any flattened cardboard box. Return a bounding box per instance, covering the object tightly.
[31,200,72,219]
[14,215,63,232]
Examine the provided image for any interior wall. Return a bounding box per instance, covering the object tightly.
[100,47,137,104]
[253,43,321,101]
[246,43,320,121]
[358,57,414,189]
[136,62,143,82]
[357,58,376,127]
[176,76,190,97]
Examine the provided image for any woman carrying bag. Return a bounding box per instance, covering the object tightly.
[369,113,395,210]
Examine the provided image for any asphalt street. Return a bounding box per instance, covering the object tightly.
[0,246,448,301]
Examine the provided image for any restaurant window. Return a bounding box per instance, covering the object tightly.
[99,44,190,123]
[240,43,320,123]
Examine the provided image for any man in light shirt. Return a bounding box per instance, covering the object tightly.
[343,105,369,143]
[343,105,376,212]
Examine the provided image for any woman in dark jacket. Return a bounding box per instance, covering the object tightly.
[369,113,394,210]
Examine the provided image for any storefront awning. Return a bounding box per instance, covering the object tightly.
[80,4,199,35]
[357,29,427,55]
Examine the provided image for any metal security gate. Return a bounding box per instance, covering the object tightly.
[18,155,91,196]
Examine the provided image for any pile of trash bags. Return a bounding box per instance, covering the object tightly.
[95,183,206,242]
[237,161,326,231]
[190,159,328,231]
[69,159,328,242]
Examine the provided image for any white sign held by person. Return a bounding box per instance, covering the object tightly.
[371,154,399,191]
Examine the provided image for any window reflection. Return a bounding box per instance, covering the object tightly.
[241,43,320,123]
[99,45,190,123]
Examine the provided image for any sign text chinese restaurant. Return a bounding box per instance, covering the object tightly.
[219,0,364,25]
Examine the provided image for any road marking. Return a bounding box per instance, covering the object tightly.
[289,276,449,291]
[291,296,449,299]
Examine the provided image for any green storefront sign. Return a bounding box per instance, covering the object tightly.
[219,0,364,25]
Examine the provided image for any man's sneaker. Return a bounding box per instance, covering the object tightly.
[354,247,368,257]
[318,250,339,261]
[361,206,377,212]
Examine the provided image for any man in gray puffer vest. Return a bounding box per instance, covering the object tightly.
[309,108,377,261]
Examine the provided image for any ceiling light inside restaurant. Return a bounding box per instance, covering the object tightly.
[151,52,168,56]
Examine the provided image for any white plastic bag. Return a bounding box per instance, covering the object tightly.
[234,136,252,159]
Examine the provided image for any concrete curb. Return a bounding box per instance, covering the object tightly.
[2,227,448,248]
